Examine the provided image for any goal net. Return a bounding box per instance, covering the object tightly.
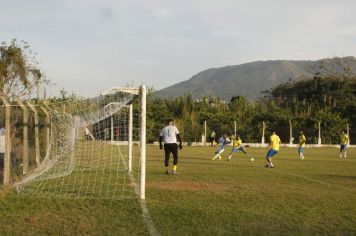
[14,86,146,200]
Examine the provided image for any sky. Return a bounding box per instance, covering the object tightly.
[1,0,356,97]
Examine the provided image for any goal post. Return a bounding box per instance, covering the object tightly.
[102,85,147,200]
[139,85,146,200]
[14,85,147,200]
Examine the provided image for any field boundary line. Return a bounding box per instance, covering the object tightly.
[274,169,356,193]
[117,145,159,236]
[129,171,160,236]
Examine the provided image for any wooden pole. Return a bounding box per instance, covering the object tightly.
[14,97,29,175]
[40,105,50,155]
[0,96,11,185]
[27,101,41,165]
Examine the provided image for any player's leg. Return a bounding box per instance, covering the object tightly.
[172,143,179,175]
[212,147,222,160]
[164,144,171,174]
[218,148,224,160]
[227,148,235,161]
[265,149,276,168]
[340,145,344,158]
[298,147,304,160]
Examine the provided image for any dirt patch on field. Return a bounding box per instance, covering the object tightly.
[147,181,227,191]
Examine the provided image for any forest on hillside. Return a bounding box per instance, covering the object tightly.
[146,76,356,144]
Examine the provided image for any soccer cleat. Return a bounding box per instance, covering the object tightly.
[218,155,222,160]
[165,170,169,175]
[172,170,180,175]
[269,163,274,168]
[264,164,269,168]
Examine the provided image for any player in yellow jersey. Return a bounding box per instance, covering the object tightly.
[298,131,306,160]
[227,135,247,161]
[339,131,349,158]
[265,131,281,168]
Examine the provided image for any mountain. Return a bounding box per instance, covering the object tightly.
[154,57,356,101]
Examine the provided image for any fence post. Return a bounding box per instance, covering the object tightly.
[204,120,207,146]
[318,121,322,146]
[14,97,29,175]
[40,105,50,155]
[0,95,11,185]
[27,101,41,165]
[261,121,265,144]
[289,119,293,145]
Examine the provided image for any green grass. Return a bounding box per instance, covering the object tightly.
[1,146,356,235]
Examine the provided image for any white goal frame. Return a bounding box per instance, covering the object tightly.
[102,85,147,200]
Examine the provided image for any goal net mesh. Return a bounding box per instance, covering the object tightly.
[14,91,140,199]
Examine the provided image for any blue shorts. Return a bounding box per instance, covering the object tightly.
[298,147,304,153]
[340,144,347,151]
[266,149,278,158]
[232,147,244,153]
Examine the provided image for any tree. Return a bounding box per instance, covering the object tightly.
[0,39,47,99]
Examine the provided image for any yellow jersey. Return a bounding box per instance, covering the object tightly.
[299,135,306,147]
[340,134,349,145]
[233,138,242,147]
[270,134,281,150]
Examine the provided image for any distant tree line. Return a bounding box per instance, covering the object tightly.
[147,76,356,144]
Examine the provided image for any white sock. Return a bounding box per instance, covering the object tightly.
[213,154,219,160]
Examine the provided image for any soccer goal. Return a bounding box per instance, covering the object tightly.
[14,85,147,200]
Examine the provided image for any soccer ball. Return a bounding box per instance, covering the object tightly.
[250,157,254,162]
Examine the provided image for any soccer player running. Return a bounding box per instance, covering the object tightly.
[159,119,183,175]
[212,133,231,160]
[265,131,281,168]
[339,131,349,158]
[227,135,247,161]
[298,131,306,160]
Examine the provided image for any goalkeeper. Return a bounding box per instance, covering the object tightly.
[159,119,183,175]
[227,135,247,161]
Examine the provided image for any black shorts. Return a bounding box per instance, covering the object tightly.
[164,143,178,166]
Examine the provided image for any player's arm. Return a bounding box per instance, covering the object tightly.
[176,133,183,149]
[175,127,183,149]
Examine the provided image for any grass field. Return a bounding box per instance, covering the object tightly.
[1,146,356,235]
